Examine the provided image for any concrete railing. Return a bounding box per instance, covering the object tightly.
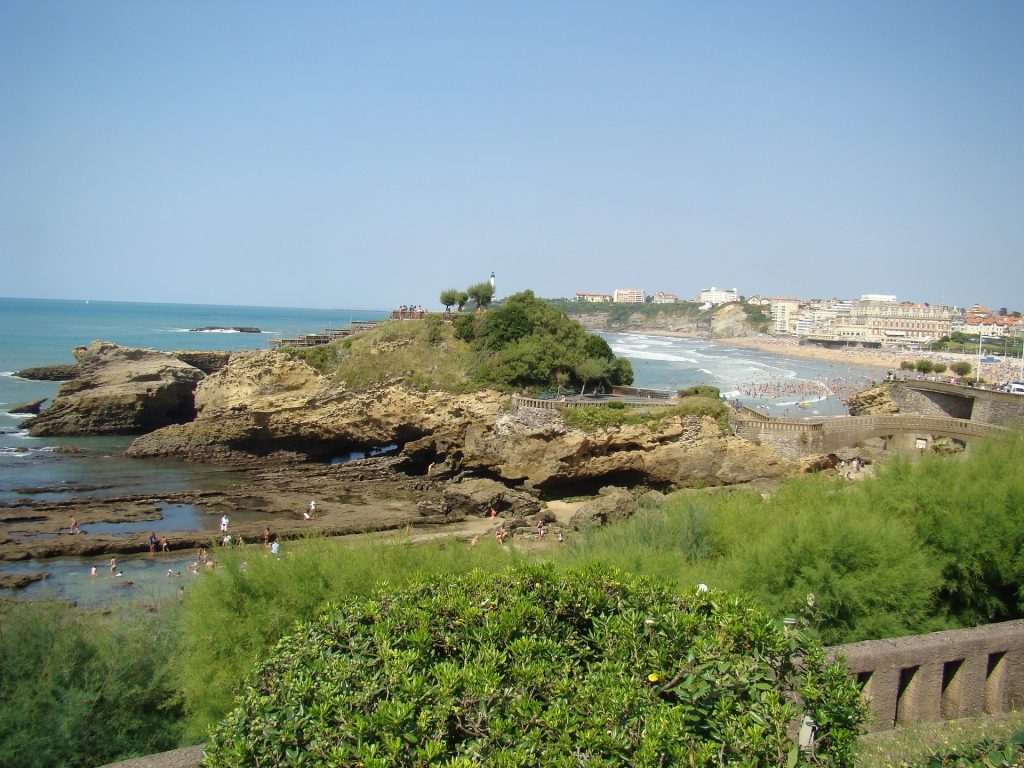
[510,395,679,411]
[732,413,1004,439]
[832,619,1024,732]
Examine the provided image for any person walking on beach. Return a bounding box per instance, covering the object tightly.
[149,532,158,554]
[308,500,316,519]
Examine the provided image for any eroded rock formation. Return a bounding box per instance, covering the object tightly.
[848,384,900,416]
[24,342,206,436]
[126,350,507,463]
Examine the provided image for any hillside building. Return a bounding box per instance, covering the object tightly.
[697,287,738,305]
[613,288,645,303]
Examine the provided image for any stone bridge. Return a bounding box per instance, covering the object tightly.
[732,411,1005,460]
[893,380,1024,426]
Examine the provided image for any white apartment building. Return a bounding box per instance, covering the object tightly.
[769,298,802,334]
[613,288,645,303]
[652,291,679,304]
[697,287,738,305]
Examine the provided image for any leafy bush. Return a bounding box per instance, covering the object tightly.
[176,536,524,738]
[202,564,865,767]
[561,399,728,434]
[678,384,721,400]
[469,291,633,391]
[933,362,948,374]
[914,728,1024,767]
[0,601,184,768]
[951,361,973,377]
[860,431,1024,627]
[900,360,917,371]
[916,359,935,373]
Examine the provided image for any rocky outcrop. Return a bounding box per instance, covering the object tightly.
[13,363,80,381]
[127,350,507,463]
[569,487,638,529]
[8,398,47,415]
[23,342,206,436]
[452,408,794,491]
[848,385,900,416]
[171,350,233,374]
[440,478,541,521]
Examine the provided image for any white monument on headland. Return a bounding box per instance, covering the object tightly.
[490,272,496,299]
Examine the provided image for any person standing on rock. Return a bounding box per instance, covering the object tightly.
[308,500,317,519]
[69,516,80,534]
[220,514,229,533]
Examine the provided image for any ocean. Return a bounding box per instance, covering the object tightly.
[0,298,882,603]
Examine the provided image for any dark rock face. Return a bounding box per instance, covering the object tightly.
[441,478,541,522]
[12,364,80,381]
[23,342,206,436]
[569,487,638,530]
[8,398,47,415]
[170,350,233,375]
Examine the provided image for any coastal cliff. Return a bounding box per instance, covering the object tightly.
[127,348,794,490]
[567,302,763,337]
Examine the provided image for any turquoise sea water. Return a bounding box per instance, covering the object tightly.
[0,298,883,603]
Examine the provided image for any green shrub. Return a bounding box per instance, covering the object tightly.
[860,432,1024,627]
[951,361,973,377]
[900,360,916,371]
[561,399,728,433]
[176,536,524,738]
[678,385,721,400]
[203,564,865,767]
[606,400,626,410]
[916,359,935,373]
[914,728,1024,767]
[0,601,184,768]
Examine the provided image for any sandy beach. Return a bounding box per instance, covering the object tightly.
[712,335,1019,383]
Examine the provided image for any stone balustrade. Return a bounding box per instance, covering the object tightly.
[831,620,1024,732]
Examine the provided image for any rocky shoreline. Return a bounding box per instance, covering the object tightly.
[2,339,800,572]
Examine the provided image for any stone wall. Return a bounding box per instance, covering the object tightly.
[895,381,1024,426]
[891,384,974,420]
[973,395,1024,428]
[831,620,1024,732]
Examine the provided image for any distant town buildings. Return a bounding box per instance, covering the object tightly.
[574,291,613,303]
[567,282,1015,349]
[613,288,645,303]
[697,287,738,305]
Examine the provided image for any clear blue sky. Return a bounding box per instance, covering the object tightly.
[2,1,1021,311]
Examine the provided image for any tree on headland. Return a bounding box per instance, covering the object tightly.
[439,289,461,312]
[575,356,607,396]
[466,281,495,310]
